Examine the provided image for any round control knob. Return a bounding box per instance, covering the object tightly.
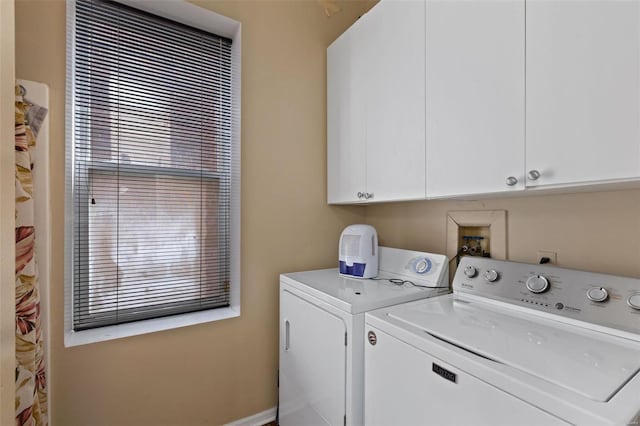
[483,269,499,283]
[414,258,432,274]
[464,265,477,278]
[526,275,550,294]
[587,287,609,303]
[505,176,518,186]
[627,294,640,310]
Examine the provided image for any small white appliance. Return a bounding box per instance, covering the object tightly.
[338,224,378,279]
[279,246,449,426]
[365,257,640,426]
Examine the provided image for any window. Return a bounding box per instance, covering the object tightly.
[65,0,240,343]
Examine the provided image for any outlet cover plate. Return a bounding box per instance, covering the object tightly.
[537,250,557,264]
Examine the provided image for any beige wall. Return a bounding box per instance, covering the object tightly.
[16,0,639,424]
[0,1,16,424]
[15,0,369,424]
[365,189,640,279]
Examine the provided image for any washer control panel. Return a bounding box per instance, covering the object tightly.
[453,257,640,336]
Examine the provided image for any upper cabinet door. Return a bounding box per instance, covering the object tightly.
[364,0,426,202]
[327,22,368,204]
[425,0,525,198]
[526,0,640,187]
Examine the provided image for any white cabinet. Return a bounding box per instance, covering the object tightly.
[425,0,525,198]
[328,0,640,203]
[526,0,640,188]
[427,0,640,198]
[327,0,425,204]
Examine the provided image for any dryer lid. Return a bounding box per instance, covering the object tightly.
[387,295,640,402]
[282,269,448,314]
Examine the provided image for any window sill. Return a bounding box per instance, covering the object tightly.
[64,307,240,347]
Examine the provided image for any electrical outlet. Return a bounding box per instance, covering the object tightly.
[537,250,557,264]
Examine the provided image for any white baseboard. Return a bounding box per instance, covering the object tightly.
[225,407,277,426]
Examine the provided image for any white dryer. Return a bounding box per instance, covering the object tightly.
[279,246,449,426]
[365,256,640,425]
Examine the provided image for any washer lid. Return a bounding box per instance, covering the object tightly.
[281,269,448,314]
[386,295,640,402]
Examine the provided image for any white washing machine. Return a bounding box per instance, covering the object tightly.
[365,256,640,425]
[279,246,449,426]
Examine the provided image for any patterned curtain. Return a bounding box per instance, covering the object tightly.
[15,85,48,426]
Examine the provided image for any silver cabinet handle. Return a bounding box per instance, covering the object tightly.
[527,170,541,181]
[285,319,290,351]
[505,176,518,186]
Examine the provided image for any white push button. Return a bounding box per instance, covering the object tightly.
[587,287,608,303]
[628,294,640,310]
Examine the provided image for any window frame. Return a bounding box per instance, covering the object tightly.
[64,0,242,347]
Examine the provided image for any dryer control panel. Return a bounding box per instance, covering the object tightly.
[378,246,449,288]
[453,257,640,338]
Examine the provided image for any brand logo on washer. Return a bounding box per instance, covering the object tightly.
[432,363,457,383]
[367,331,377,345]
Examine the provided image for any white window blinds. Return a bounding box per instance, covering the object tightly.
[69,0,233,330]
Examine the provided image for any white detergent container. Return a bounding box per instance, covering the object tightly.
[339,224,378,278]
